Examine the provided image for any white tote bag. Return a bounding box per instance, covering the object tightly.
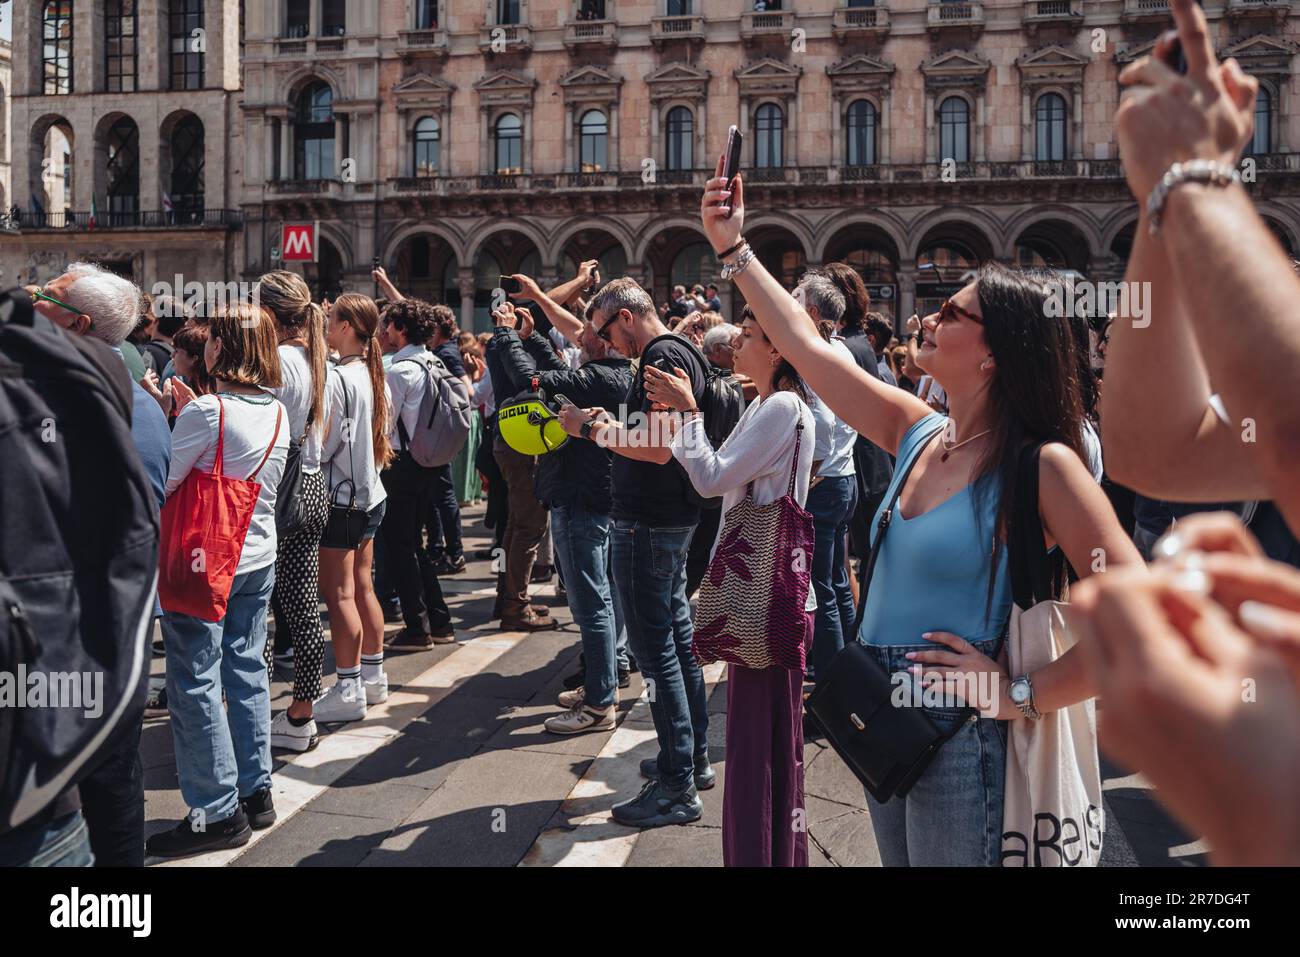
[1001,597,1105,867]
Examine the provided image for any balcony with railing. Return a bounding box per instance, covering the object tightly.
[479,23,533,53]
[1225,0,1292,20]
[273,35,354,57]
[927,1,985,34]
[13,209,243,231]
[740,9,796,44]
[398,28,450,56]
[1023,0,1083,25]
[832,4,891,40]
[650,14,706,47]
[268,180,348,199]
[564,19,619,50]
[1121,0,1171,21]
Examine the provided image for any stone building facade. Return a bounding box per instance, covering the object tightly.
[0,1,244,290]
[242,0,1300,330]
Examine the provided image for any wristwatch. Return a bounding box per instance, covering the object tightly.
[579,418,597,441]
[1009,675,1040,720]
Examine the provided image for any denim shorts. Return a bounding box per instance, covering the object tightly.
[362,500,387,541]
[860,637,1008,866]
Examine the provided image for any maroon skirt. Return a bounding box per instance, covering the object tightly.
[722,611,814,867]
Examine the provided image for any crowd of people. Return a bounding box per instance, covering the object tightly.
[2,0,1298,868]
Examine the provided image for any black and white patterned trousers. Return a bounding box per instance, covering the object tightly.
[266,469,329,701]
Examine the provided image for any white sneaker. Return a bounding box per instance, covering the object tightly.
[557,686,585,709]
[313,679,367,723]
[544,703,615,735]
[363,672,389,705]
[269,710,319,752]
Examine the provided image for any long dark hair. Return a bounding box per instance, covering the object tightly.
[970,262,1087,610]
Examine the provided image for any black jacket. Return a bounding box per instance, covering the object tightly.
[839,328,895,506]
[486,326,567,411]
[490,329,633,512]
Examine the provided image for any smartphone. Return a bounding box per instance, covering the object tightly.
[551,393,575,409]
[372,256,380,271]
[722,125,743,210]
[500,276,523,296]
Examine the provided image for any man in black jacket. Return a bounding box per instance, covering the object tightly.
[486,303,564,631]
[493,288,634,734]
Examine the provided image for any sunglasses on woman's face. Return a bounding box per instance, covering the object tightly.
[936,298,983,326]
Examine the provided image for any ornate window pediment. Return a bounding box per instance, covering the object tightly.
[1016,44,1089,85]
[559,64,624,105]
[473,70,537,109]
[1219,33,1299,74]
[735,57,802,99]
[1115,39,1157,65]
[644,61,710,101]
[827,53,895,96]
[921,49,991,92]
[394,73,456,113]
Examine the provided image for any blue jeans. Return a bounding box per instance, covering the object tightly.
[861,638,1007,866]
[551,503,627,709]
[163,563,276,825]
[610,519,709,788]
[806,475,858,684]
[0,810,94,866]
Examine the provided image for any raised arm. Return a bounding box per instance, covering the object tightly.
[510,274,585,348]
[699,165,930,457]
[372,267,403,303]
[1112,0,1299,528]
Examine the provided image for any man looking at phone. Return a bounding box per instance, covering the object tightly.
[556,278,713,829]
[494,278,635,733]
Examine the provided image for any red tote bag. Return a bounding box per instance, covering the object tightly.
[158,398,282,622]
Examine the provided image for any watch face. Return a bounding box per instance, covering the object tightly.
[1010,680,1030,704]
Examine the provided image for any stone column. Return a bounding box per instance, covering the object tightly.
[897,263,918,325]
[459,267,476,330]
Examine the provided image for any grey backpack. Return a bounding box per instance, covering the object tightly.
[395,352,473,468]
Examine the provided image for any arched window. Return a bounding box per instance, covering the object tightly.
[665,106,693,171]
[1251,87,1272,156]
[939,97,969,164]
[1034,93,1067,163]
[755,103,784,169]
[295,83,335,181]
[322,0,346,36]
[106,1,137,93]
[414,118,440,177]
[494,114,523,175]
[106,117,140,225]
[579,110,608,173]
[43,2,74,95]
[170,115,205,217]
[170,0,204,90]
[846,99,877,167]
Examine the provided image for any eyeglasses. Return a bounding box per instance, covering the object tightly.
[32,288,83,317]
[936,299,984,326]
[595,310,620,343]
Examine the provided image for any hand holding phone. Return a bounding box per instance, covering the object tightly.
[500,276,523,296]
[721,125,743,212]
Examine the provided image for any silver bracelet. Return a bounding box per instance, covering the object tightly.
[1146,160,1240,237]
[720,245,756,281]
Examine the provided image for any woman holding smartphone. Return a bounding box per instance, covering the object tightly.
[697,159,1143,866]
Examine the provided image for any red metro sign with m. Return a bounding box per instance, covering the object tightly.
[282,223,318,262]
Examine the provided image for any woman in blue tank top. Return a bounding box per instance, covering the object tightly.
[698,168,1144,865]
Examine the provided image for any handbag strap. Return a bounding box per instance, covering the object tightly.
[212,397,226,479]
[851,420,943,635]
[248,406,283,482]
[743,409,805,500]
[1009,441,1061,609]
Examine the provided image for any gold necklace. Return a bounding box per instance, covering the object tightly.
[940,427,993,462]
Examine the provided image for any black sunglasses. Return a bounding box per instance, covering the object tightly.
[595,310,621,343]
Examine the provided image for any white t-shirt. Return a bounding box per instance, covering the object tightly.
[671,391,819,612]
[166,392,290,576]
[1080,418,1104,483]
[386,343,430,452]
[807,340,858,479]
[269,344,325,474]
[321,358,389,512]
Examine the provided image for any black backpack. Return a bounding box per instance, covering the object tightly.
[0,289,159,833]
[644,334,745,510]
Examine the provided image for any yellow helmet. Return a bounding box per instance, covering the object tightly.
[496,394,570,456]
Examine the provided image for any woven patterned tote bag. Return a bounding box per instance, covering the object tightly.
[693,422,813,671]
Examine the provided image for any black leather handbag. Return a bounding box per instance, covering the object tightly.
[805,426,975,803]
[274,437,308,536]
[319,366,369,550]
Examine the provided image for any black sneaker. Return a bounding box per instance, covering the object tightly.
[144,684,168,719]
[617,668,632,689]
[435,555,467,575]
[638,754,716,791]
[239,787,277,830]
[530,563,554,584]
[146,808,252,858]
[611,779,702,829]
[382,601,403,624]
